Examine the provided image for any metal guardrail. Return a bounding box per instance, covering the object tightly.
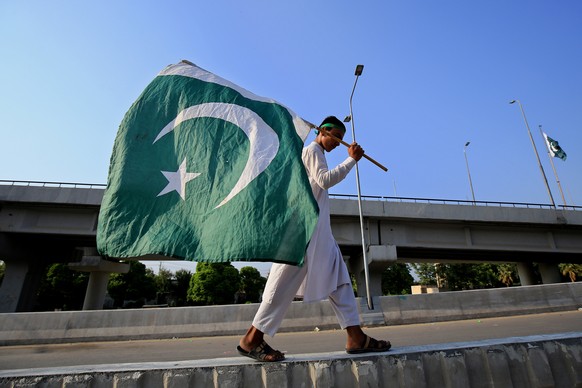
[331,193,582,211]
[0,180,106,189]
[1,180,579,211]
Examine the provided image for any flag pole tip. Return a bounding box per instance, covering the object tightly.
[303,119,317,129]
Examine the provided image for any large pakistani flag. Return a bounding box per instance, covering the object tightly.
[97,60,319,266]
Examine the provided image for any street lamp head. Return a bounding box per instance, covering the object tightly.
[343,116,351,123]
[355,64,364,76]
[465,141,471,147]
[509,100,516,104]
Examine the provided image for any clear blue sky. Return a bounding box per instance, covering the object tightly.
[2,1,581,275]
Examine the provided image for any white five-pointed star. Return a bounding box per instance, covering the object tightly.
[157,158,201,200]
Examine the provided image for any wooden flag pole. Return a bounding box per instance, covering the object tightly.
[317,127,388,172]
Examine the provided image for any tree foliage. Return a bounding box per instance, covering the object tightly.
[150,267,193,306]
[238,266,267,303]
[381,263,414,295]
[155,268,173,295]
[35,263,89,311]
[411,263,437,286]
[411,263,516,291]
[172,269,194,306]
[107,261,156,308]
[497,263,517,287]
[153,267,173,305]
[559,263,582,282]
[187,262,240,305]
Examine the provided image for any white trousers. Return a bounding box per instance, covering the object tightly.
[252,262,361,337]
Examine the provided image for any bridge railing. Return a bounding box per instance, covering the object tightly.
[330,193,582,211]
[0,180,106,189]
[1,180,579,211]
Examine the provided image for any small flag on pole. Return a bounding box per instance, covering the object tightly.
[97,60,319,266]
[542,132,567,161]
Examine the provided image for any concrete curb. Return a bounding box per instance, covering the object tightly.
[1,333,581,387]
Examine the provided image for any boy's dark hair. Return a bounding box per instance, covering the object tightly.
[319,116,346,133]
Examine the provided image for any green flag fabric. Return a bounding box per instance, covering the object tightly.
[542,132,567,161]
[97,60,319,266]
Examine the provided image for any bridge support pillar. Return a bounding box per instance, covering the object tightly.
[517,262,537,286]
[0,261,28,313]
[83,272,111,310]
[538,263,561,284]
[353,267,384,299]
[69,252,129,310]
[0,234,46,312]
[0,259,44,313]
[348,245,397,299]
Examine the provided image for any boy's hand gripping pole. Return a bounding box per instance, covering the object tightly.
[315,127,388,172]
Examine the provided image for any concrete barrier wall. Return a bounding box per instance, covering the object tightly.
[0,282,580,345]
[1,333,581,387]
[381,282,582,325]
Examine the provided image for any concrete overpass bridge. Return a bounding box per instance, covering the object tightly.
[330,194,582,297]
[1,180,582,313]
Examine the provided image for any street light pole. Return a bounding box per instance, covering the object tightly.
[509,100,555,207]
[539,125,567,207]
[346,64,374,310]
[463,141,476,204]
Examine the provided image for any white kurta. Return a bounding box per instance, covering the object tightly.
[297,141,356,302]
[255,141,359,335]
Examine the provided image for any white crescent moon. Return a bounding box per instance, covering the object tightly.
[153,102,279,208]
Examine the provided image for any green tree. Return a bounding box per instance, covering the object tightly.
[441,263,500,290]
[107,261,156,308]
[559,263,582,282]
[188,262,240,305]
[411,263,505,291]
[238,266,267,303]
[381,263,414,295]
[497,263,518,287]
[35,263,89,311]
[154,267,173,304]
[411,263,438,286]
[172,269,193,306]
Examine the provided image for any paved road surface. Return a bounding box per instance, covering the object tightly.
[1,310,580,370]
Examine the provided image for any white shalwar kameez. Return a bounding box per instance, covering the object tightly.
[252,141,361,337]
